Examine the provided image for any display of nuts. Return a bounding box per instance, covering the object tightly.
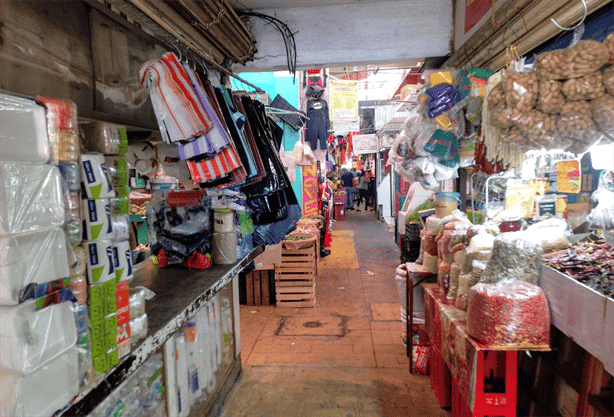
[512,109,561,148]
[604,66,614,96]
[561,72,605,101]
[591,94,614,139]
[537,79,565,114]
[605,33,614,65]
[503,71,538,112]
[501,127,530,148]
[557,101,599,144]
[536,40,609,80]
[489,102,514,129]
[486,83,505,107]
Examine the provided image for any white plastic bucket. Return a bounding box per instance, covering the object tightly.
[213,209,234,233]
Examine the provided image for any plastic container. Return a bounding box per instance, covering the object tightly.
[36,97,79,162]
[0,228,70,305]
[536,192,557,217]
[213,209,234,233]
[0,93,50,163]
[81,122,128,155]
[211,232,237,264]
[150,175,178,192]
[434,192,460,218]
[0,300,77,374]
[0,346,79,416]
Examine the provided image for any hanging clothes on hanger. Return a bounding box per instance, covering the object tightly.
[305,98,330,151]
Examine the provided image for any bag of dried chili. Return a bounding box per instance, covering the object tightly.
[467,281,550,348]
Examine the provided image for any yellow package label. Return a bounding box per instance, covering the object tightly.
[505,183,538,217]
[557,160,581,194]
[429,71,453,86]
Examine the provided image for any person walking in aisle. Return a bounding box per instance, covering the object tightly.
[366,169,375,211]
[340,168,355,211]
[356,171,369,212]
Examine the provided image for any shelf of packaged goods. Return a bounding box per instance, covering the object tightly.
[539,265,614,377]
[63,246,263,416]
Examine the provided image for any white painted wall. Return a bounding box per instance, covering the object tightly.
[233,0,453,72]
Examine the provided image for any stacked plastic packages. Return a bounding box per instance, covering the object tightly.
[209,189,255,264]
[79,122,136,376]
[388,68,493,190]
[163,288,235,416]
[0,93,80,416]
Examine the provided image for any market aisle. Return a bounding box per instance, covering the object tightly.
[221,211,450,417]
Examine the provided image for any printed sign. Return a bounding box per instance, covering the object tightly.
[301,164,319,217]
[330,80,358,121]
[352,134,378,155]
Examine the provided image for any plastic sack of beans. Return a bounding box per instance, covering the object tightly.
[536,78,564,114]
[604,66,614,96]
[423,253,439,274]
[591,94,614,139]
[502,71,539,112]
[500,127,530,148]
[423,235,438,256]
[512,109,562,149]
[447,263,462,302]
[481,231,543,285]
[557,100,599,145]
[561,72,605,101]
[486,82,505,108]
[424,215,444,236]
[438,261,451,293]
[467,281,550,347]
[604,33,614,65]
[489,103,515,129]
[535,40,610,80]
[416,236,425,265]
[455,273,472,310]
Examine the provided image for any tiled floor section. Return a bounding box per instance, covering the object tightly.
[221,210,450,417]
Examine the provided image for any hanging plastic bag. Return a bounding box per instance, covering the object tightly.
[293,139,316,167]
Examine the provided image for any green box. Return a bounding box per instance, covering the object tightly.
[91,322,104,341]
[103,314,117,334]
[91,336,105,358]
[104,297,117,316]
[104,280,117,299]
[89,284,104,303]
[105,331,118,351]
[93,355,107,373]
[107,348,119,368]
[89,304,104,324]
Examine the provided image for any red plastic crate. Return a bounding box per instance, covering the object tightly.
[333,191,346,205]
[430,348,452,408]
[452,378,472,417]
[473,350,517,417]
[333,205,345,221]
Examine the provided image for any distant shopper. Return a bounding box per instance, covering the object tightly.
[357,171,369,211]
[340,168,355,210]
[366,169,375,211]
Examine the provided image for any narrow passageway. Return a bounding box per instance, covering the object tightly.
[221,211,450,417]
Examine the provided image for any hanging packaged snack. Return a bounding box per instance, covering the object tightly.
[467,281,550,348]
[481,231,543,285]
[428,71,454,86]
[512,109,562,149]
[502,71,539,112]
[36,97,80,162]
[500,127,530,148]
[81,122,128,155]
[489,103,515,129]
[536,78,565,114]
[486,82,505,107]
[556,160,581,194]
[604,66,614,95]
[561,72,605,101]
[590,94,614,139]
[557,100,599,149]
[535,40,609,80]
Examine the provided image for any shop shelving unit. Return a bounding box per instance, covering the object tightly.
[63,246,263,416]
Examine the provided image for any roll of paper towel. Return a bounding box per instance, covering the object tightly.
[80,154,115,199]
[113,240,133,282]
[82,240,115,285]
[0,300,77,374]
[211,232,237,265]
[82,199,113,241]
[0,162,64,236]
[0,228,70,305]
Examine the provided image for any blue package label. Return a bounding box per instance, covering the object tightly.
[106,245,115,274]
[83,160,96,184]
[87,199,98,223]
[89,243,99,266]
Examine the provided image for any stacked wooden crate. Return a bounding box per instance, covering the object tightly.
[277,237,317,307]
[245,269,271,306]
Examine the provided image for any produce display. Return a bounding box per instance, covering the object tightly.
[467,281,550,348]
[543,241,614,298]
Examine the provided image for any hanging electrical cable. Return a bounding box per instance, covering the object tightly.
[235,10,298,82]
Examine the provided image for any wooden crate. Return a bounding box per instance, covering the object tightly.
[277,244,316,307]
[245,269,272,306]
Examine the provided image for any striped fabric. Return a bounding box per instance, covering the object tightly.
[186,146,243,183]
[140,53,213,143]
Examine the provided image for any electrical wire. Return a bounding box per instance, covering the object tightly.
[235,10,297,83]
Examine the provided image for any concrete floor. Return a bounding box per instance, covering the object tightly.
[221,209,450,417]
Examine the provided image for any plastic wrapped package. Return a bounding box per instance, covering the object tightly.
[129,288,146,320]
[69,275,87,305]
[447,263,462,302]
[0,163,65,236]
[81,240,116,285]
[587,188,614,230]
[604,66,614,95]
[536,78,565,114]
[525,218,571,252]
[423,253,439,274]
[81,199,112,241]
[76,330,94,391]
[80,153,115,200]
[104,156,128,187]
[0,93,50,163]
[0,346,79,417]
[557,100,599,145]
[113,240,134,282]
[461,249,491,274]
[502,71,538,112]
[455,273,473,310]
[481,232,543,285]
[71,246,87,276]
[591,94,614,139]
[428,71,454,86]
[65,219,82,247]
[535,41,609,80]
[467,281,550,347]
[81,122,128,154]
[0,228,70,305]
[130,314,148,341]
[606,34,614,65]
[57,162,81,192]
[211,232,238,265]
[424,215,444,236]
[561,72,605,101]
[512,109,562,149]
[486,82,505,108]
[111,215,130,242]
[36,97,79,162]
[64,192,80,222]
[438,262,451,293]
[0,300,77,374]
